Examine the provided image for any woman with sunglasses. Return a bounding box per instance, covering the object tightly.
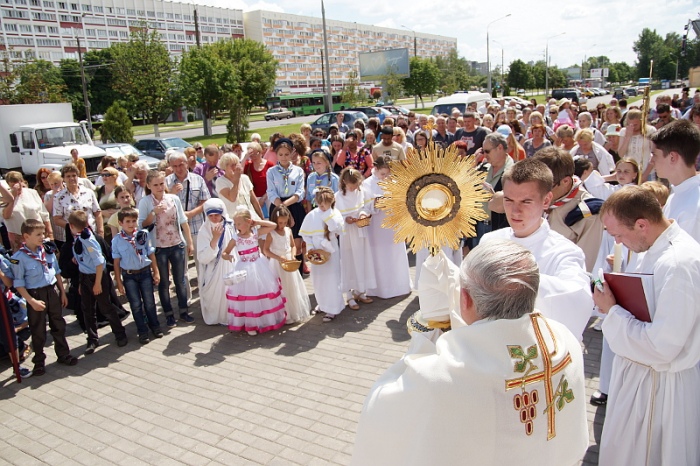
[95,166,122,242]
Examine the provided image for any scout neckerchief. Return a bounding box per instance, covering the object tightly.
[550,176,583,209]
[276,163,293,194]
[119,230,146,264]
[19,242,48,272]
[312,171,332,207]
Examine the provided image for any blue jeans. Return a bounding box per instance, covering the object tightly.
[122,269,161,335]
[155,243,188,316]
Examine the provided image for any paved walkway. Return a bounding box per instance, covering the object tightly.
[0,261,605,465]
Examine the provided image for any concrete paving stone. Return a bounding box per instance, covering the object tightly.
[238,446,275,464]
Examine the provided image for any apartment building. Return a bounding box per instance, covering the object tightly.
[243,10,457,93]
[0,0,243,62]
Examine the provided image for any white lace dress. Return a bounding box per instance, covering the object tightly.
[267,227,310,323]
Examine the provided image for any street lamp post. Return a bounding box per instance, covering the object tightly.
[492,39,504,92]
[486,14,511,96]
[401,25,418,109]
[544,32,565,99]
[581,43,597,86]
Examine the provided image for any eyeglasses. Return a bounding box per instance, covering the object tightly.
[101,173,114,177]
[40,176,48,180]
[550,111,557,114]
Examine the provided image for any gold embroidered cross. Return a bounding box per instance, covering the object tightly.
[505,314,573,440]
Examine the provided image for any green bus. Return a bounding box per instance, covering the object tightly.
[266,93,344,116]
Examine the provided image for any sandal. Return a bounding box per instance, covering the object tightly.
[355,293,373,304]
[323,314,336,322]
[310,305,320,316]
[347,298,360,310]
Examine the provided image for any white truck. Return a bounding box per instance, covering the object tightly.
[0,103,105,177]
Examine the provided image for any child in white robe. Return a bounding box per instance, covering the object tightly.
[300,187,345,322]
[264,205,310,324]
[335,168,376,310]
[363,155,411,299]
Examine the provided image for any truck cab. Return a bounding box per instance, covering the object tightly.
[10,121,105,175]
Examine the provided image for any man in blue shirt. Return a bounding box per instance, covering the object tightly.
[69,210,127,354]
[112,208,163,345]
[10,219,76,375]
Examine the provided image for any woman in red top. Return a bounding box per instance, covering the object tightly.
[243,142,274,218]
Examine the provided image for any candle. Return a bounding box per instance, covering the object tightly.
[613,242,623,273]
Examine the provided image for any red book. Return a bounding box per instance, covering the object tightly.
[604,273,654,322]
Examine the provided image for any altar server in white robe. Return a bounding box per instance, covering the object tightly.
[594,187,700,466]
[480,158,593,340]
[650,119,700,241]
[196,198,238,325]
[363,156,411,299]
[299,187,345,321]
[335,167,376,309]
[352,240,589,466]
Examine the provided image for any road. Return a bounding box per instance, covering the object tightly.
[134,90,680,142]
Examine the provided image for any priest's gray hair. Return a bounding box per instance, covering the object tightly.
[459,240,540,320]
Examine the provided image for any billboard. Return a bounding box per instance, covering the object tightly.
[358,48,410,82]
[589,68,609,79]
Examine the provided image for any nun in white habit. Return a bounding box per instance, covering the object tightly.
[197,198,238,325]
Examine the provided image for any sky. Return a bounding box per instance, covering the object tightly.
[190,0,697,69]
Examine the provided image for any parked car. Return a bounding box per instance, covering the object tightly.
[134,137,192,159]
[310,111,369,133]
[581,89,595,98]
[551,88,582,105]
[624,87,638,97]
[347,106,391,123]
[382,105,410,119]
[97,143,160,169]
[612,87,625,99]
[264,107,294,121]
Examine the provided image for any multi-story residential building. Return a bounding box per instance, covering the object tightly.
[0,0,243,62]
[243,10,457,94]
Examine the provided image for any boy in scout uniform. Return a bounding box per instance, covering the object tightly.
[11,219,77,376]
[69,210,127,354]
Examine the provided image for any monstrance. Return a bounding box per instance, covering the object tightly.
[376,123,490,332]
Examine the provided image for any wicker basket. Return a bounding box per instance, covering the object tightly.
[356,215,372,228]
[281,260,301,272]
[305,249,330,265]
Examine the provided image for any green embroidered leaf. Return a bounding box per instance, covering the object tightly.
[515,361,526,372]
[557,396,565,411]
[509,346,524,358]
[526,345,538,359]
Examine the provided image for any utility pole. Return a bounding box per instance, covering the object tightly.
[76,35,92,135]
[321,0,333,113]
[545,32,565,98]
[193,8,201,48]
[486,14,511,96]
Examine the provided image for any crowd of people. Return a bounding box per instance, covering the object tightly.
[1,86,700,465]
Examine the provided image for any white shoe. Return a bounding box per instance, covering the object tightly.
[247,330,258,336]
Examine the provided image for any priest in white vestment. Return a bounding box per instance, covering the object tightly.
[481,158,593,340]
[594,187,700,466]
[650,119,700,241]
[352,240,589,466]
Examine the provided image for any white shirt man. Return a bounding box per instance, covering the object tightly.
[481,158,592,340]
[352,240,589,466]
[650,119,700,241]
[594,187,700,466]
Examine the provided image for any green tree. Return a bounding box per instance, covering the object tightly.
[633,28,666,80]
[402,57,441,108]
[59,59,86,120]
[13,60,66,104]
[179,42,239,136]
[111,25,174,136]
[213,39,276,142]
[381,64,404,103]
[435,49,471,94]
[100,101,134,143]
[506,59,534,90]
[0,53,17,103]
[340,70,363,108]
[85,48,123,115]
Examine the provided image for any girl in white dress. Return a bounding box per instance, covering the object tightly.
[363,156,411,299]
[299,187,345,322]
[223,207,286,336]
[264,206,310,324]
[335,168,376,310]
[197,199,237,325]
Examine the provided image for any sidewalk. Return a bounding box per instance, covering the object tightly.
[0,261,605,465]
